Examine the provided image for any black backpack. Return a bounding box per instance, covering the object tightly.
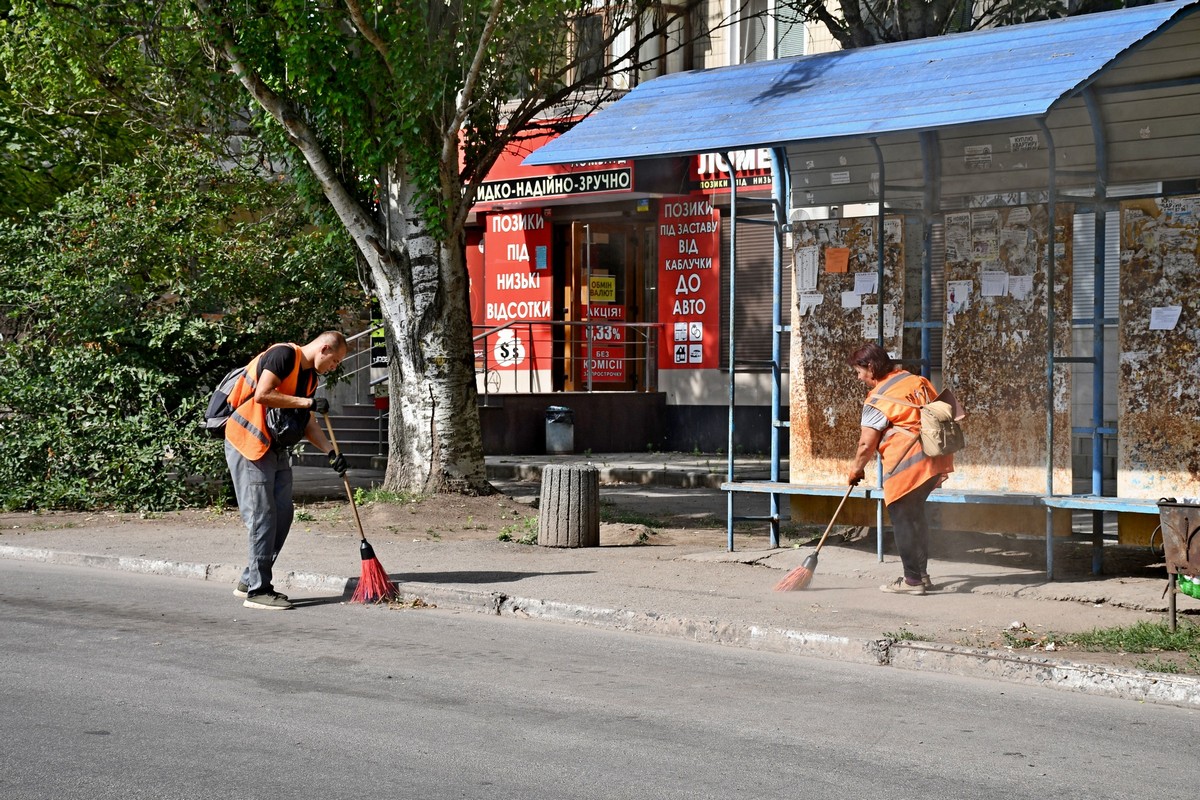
[203,365,312,447]
[202,366,247,439]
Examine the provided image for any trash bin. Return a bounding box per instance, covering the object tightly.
[1156,498,1200,630]
[545,406,574,455]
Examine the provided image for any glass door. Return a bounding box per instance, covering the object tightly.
[564,222,649,391]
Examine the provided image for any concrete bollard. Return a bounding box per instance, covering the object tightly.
[537,464,600,547]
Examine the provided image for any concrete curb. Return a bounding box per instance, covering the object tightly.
[889,641,1200,708]
[5,543,1199,709]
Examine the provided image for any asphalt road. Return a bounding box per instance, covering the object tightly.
[1,560,1195,800]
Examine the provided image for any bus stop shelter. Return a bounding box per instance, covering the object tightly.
[527,0,1200,577]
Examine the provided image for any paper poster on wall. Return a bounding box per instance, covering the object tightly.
[824,247,850,273]
[579,303,627,381]
[861,304,897,339]
[798,293,823,316]
[658,196,721,369]
[947,280,973,315]
[884,218,902,242]
[1149,305,1182,330]
[1008,275,1033,300]
[981,271,1009,297]
[794,245,819,292]
[853,272,878,295]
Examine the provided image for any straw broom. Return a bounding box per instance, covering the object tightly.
[774,484,855,591]
[323,414,399,604]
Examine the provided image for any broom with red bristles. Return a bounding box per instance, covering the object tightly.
[774,483,855,591]
[323,414,399,604]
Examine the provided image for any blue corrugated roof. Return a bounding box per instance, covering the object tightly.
[525,0,1198,165]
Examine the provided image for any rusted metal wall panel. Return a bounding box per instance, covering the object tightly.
[942,205,1074,493]
[1118,195,1200,499]
[788,216,905,485]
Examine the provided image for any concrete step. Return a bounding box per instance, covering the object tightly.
[293,442,383,471]
[330,402,384,419]
[297,408,387,470]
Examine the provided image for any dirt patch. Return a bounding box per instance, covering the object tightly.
[351,492,538,542]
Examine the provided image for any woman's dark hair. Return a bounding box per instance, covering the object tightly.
[847,343,893,380]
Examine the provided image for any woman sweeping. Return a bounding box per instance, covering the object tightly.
[846,343,955,595]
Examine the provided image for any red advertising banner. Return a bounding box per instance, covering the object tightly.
[689,149,773,194]
[657,197,721,370]
[578,304,626,383]
[482,211,553,371]
[472,122,633,212]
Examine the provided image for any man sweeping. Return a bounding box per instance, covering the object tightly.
[224,331,349,610]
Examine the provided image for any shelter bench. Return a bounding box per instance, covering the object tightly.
[722,481,1161,579]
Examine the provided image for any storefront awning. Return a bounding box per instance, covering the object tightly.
[525,0,1198,165]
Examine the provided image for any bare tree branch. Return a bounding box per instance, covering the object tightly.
[192,0,384,265]
[343,0,394,75]
[445,0,506,166]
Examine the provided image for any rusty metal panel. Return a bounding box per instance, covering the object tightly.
[1118,196,1200,499]
[788,216,905,485]
[942,205,1074,493]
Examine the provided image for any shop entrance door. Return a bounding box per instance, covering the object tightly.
[562,222,652,391]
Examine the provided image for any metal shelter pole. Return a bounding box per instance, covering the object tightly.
[919,131,941,378]
[1084,87,1110,575]
[869,136,887,561]
[726,153,739,552]
[767,147,790,548]
[1037,116,1058,580]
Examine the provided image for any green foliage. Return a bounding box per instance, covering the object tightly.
[3,0,635,239]
[498,516,539,544]
[0,346,217,510]
[0,143,362,511]
[884,628,933,642]
[1065,621,1200,655]
[354,487,423,506]
[0,1,234,218]
[1001,621,1200,673]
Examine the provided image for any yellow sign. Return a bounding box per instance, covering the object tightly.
[588,275,616,303]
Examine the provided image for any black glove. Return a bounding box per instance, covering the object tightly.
[311,397,330,415]
[328,449,347,476]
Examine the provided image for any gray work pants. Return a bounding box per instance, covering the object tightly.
[885,474,940,582]
[225,439,294,594]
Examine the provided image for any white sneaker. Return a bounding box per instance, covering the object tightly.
[880,577,926,596]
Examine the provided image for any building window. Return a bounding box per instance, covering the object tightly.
[629,4,694,86]
[575,11,606,87]
[738,0,769,62]
[736,0,807,64]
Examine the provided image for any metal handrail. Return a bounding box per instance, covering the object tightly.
[473,319,662,396]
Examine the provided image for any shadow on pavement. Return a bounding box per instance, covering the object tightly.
[390,569,595,585]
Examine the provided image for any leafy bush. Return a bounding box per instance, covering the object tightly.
[0,144,363,511]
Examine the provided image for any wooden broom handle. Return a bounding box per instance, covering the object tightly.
[813,484,855,554]
[322,413,367,542]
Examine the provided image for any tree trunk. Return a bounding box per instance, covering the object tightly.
[537,464,600,548]
[202,12,491,497]
[372,162,492,495]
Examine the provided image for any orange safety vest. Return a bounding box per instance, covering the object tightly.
[225,344,315,461]
[865,370,954,506]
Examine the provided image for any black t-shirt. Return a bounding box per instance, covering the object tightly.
[257,344,316,398]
